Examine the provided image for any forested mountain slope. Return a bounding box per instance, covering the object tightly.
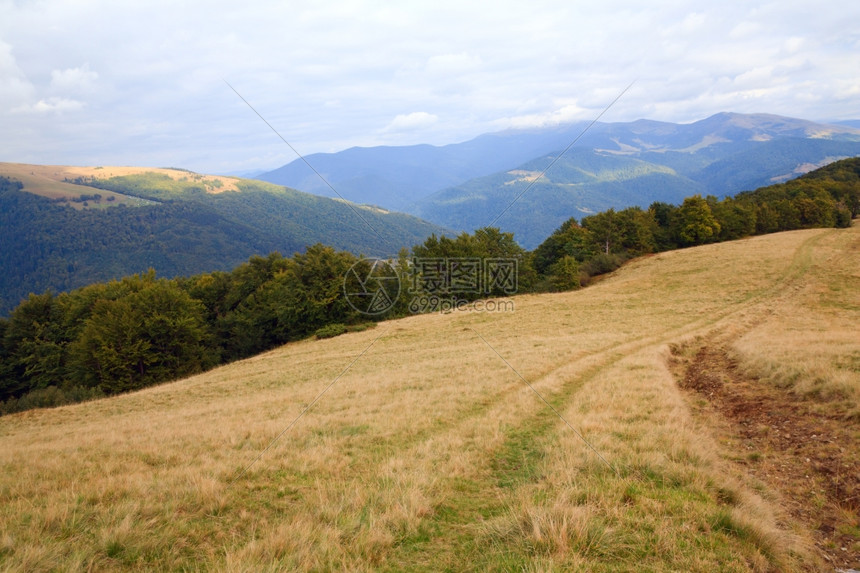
[0,165,448,314]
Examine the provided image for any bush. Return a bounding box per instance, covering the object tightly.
[581,253,626,277]
[315,323,347,339]
[0,385,105,416]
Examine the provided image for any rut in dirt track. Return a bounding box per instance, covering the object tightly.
[675,343,860,570]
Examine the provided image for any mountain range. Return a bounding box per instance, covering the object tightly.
[3,112,859,313]
[258,112,860,248]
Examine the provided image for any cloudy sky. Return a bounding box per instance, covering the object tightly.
[1,0,858,174]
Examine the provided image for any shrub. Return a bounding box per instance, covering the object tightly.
[315,323,347,339]
[0,385,105,416]
[582,253,626,277]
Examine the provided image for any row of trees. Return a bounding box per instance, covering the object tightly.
[0,230,532,411]
[533,158,858,289]
[0,245,369,407]
[1,158,858,413]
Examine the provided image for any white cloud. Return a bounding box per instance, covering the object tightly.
[0,0,858,172]
[13,97,85,114]
[50,63,98,94]
[0,39,34,108]
[729,20,761,39]
[493,102,590,130]
[664,12,707,36]
[383,111,439,133]
[425,52,482,75]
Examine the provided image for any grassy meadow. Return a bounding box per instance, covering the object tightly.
[1,226,858,571]
[0,163,242,208]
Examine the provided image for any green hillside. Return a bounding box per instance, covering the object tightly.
[0,166,449,315]
[413,149,701,248]
[690,137,860,193]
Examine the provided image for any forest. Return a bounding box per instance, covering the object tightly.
[1,157,857,414]
[0,172,445,315]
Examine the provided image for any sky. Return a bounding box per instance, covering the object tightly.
[1,0,859,175]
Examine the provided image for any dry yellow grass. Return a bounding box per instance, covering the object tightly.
[0,163,128,208]
[731,228,860,414]
[1,226,857,571]
[0,162,242,209]
[62,165,243,193]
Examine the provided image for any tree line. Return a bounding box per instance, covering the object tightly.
[533,157,858,289]
[0,246,365,412]
[1,158,857,413]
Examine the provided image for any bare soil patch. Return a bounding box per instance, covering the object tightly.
[674,343,860,570]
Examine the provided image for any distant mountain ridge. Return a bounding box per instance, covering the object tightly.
[259,113,860,248]
[259,112,860,205]
[257,135,577,211]
[832,119,860,129]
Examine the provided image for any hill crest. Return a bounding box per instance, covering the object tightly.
[0,163,450,314]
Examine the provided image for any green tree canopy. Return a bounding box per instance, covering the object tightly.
[67,276,213,393]
[678,195,721,245]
